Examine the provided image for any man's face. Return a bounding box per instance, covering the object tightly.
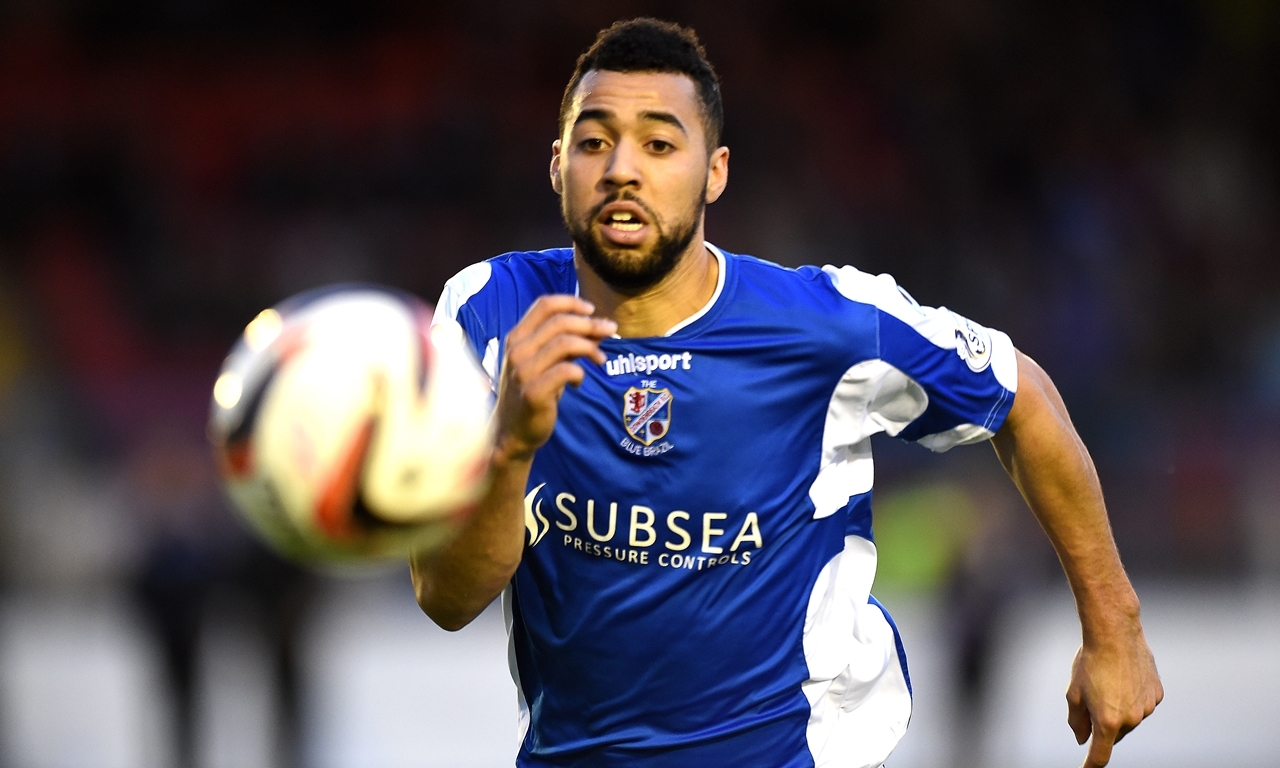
[552,70,728,293]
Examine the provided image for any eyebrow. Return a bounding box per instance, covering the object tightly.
[640,110,687,134]
[573,108,688,135]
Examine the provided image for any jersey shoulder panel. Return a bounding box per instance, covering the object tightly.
[434,247,575,384]
[437,247,573,337]
[436,260,494,329]
[728,254,879,333]
[704,253,882,379]
[734,252,833,294]
[816,263,1019,451]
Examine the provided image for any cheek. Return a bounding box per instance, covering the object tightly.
[657,165,709,219]
[560,162,600,214]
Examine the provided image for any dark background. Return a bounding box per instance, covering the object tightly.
[3,0,1277,573]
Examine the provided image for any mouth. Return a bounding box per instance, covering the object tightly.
[606,212,643,232]
[595,201,652,246]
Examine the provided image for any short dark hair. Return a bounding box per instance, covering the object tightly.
[559,18,724,150]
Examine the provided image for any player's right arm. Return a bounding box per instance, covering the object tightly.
[410,295,616,631]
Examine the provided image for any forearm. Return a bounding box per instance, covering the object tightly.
[991,353,1140,639]
[410,451,531,631]
[410,295,614,631]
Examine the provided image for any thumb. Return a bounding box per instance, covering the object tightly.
[1066,689,1091,745]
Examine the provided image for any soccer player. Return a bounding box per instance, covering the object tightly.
[411,18,1161,768]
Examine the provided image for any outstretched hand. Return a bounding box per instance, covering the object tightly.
[494,294,617,464]
[1066,623,1163,767]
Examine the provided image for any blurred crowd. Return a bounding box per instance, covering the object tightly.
[0,0,1277,764]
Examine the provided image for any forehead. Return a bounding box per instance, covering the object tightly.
[568,70,703,131]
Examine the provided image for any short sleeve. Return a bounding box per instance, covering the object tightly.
[434,261,500,391]
[822,265,1018,451]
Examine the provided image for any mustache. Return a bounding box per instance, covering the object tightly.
[587,191,660,225]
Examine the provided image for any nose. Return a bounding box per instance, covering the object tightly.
[601,138,642,190]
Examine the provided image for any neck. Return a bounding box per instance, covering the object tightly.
[575,234,719,338]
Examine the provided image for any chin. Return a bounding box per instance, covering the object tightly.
[566,206,698,293]
[579,236,674,293]
[597,242,656,268]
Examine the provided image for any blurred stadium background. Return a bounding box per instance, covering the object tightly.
[0,1,1277,766]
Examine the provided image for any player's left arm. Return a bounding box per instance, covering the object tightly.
[991,349,1163,768]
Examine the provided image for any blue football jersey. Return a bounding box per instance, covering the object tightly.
[434,245,1018,768]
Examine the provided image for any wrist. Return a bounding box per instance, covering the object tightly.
[1077,585,1143,646]
[491,433,538,470]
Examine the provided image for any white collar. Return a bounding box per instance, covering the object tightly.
[663,242,726,336]
[575,242,727,338]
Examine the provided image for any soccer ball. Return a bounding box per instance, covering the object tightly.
[209,285,493,565]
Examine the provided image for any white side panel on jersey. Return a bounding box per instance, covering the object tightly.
[481,337,500,393]
[434,261,493,324]
[803,535,911,767]
[821,264,1019,394]
[917,422,996,452]
[434,261,500,393]
[809,360,927,519]
[809,439,874,521]
[503,585,531,747]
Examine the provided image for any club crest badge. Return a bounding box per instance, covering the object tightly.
[623,387,672,446]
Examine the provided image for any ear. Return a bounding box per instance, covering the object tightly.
[705,146,730,204]
[550,139,564,195]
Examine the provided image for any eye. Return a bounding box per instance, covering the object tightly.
[648,139,674,153]
[579,138,606,151]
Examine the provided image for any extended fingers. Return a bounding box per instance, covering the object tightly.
[506,295,600,348]
[526,332,611,375]
[525,361,588,402]
[516,312,615,364]
[506,308,616,379]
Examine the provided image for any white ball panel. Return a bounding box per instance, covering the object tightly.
[210,286,492,565]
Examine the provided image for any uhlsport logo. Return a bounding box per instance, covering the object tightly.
[604,351,692,376]
[623,387,672,446]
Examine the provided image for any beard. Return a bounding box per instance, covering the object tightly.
[564,189,703,294]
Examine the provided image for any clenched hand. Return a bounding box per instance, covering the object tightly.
[494,294,617,464]
[1067,617,1163,767]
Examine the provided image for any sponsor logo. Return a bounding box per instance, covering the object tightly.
[951,312,993,372]
[524,482,550,546]
[522,485,765,571]
[623,387,672,446]
[604,351,692,376]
